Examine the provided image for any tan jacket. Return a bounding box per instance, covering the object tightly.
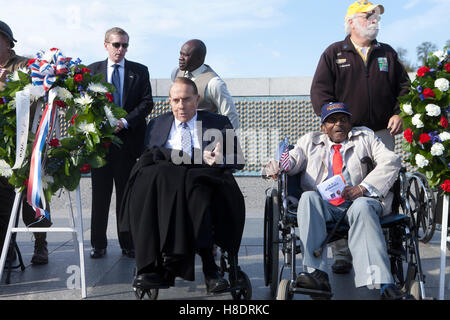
[288,126,401,215]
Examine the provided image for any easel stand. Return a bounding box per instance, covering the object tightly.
[0,186,87,299]
[439,195,449,300]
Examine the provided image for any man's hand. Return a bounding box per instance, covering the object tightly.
[203,142,223,166]
[342,185,366,201]
[264,159,280,181]
[114,119,125,134]
[387,115,403,136]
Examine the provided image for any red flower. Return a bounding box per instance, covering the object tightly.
[80,164,91,174]
[27,58,36,66]
[103,142,112,148]
[106,93,113,102]
[54,100,66,108]
[50,48,59,51]
[0,97,4,105]
[441,116,449,128]
[74,74,83,82]
[445,63,450,73]
[81,68,91,74]
[417,66,430,77]
[71,115,78,125]
[403,128,414,143]
[419,133,430,144]
[441,180,450,193]
[49,138,60,148]
[423,88,435,98]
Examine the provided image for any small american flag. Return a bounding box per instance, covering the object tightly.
[279,139,290,171]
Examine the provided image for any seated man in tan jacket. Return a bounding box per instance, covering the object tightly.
[265,102,411,300]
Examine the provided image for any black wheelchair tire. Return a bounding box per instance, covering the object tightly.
[134,287,159,300]
[231,271,252,300]
[407,173,436,243]
[264,189,280,299]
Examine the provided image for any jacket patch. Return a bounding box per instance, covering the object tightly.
[336,58,347,64]
[378,57,388,72]
[339,64,351,68]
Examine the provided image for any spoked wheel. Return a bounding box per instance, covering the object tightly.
[230,270,252,300]
[264,189,280,298]
[134,287,159,300]
[276,279,293,300]
[406,173,436,243]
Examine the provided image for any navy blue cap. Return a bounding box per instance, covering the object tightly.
[321,102,352,123]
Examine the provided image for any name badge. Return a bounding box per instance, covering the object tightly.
[378,57,388,72]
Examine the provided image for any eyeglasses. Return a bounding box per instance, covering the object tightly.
[325,116,350,124]
[356,11,380,22]
[109,42,129,49]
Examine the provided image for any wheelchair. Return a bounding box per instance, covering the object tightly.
[263,154,429,300]
[132,249,252,300]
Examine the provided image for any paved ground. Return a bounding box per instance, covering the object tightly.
[0,176,449,301]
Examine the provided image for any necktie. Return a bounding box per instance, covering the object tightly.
[330,144,345,206]
[112,64,121,106]
[180,122,192,157]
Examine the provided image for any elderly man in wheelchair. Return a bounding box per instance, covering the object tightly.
[119,78,250,300]
[265,102,415,300]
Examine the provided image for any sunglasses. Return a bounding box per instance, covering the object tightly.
[109,42,129,49]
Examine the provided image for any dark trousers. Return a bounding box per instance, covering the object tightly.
[90,146,134,250]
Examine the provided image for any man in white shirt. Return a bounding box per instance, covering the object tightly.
[171,39,240,131]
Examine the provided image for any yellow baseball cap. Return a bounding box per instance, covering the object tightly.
[346,1,384,20]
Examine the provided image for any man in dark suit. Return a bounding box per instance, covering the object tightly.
[88,27,153,259]
[120,77,245,293]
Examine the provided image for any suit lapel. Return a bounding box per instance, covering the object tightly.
[101,59,108,82]
[122,59,136,109]
[159,114,174,147]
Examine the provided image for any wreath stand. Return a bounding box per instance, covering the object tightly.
[439,195,449,300]
[0,186,87,299]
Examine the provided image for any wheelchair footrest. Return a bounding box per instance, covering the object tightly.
[293,287,333,298]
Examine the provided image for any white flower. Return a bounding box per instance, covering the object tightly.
[10,67,28,81]
[415,154,429,168]
[78,121,96,136]
[439,131,450,142]
[88,82,108,94]
[55,87,73,101]
[23,84,45,101]
[435,78,449,92]
[74,94,93,106]
[430,142,445,156]
[412,114,424,128]
[0,160,13,178]
[104,105,118,127]
[402,103,413,115]
[425,104,441,117]
[433,50,446,62]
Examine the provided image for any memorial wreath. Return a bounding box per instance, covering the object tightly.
[0,48,126,215]
[399,46,449,195]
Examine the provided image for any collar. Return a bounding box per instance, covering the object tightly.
[343,35,379,52]
[189,64,207,78]
[107,58,125,68]
[174,112,198,129]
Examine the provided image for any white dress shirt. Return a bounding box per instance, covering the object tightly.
[171,64,240,130]
[164,113,201,151]
[107,58,128,128]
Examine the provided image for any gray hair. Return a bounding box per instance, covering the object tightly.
[104,27,129,42]
[344,14,355,35]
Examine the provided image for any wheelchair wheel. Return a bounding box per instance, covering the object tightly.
[406,173,436,243]
[263,189,280,298]
[230,271,252,300]
[276,279,293,300]
[134,287,159,300]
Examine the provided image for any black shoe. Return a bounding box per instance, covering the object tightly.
[90,248,106,259]
[331,260,352,274]
[133,271,174,289]
[122,248,135,258]
[295,270,331,293]
[31,239,48,265]
[381,285,415,300]
[204,271,229,293]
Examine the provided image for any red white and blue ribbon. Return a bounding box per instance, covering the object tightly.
[25,49,73,220]
[27,90,58,219]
